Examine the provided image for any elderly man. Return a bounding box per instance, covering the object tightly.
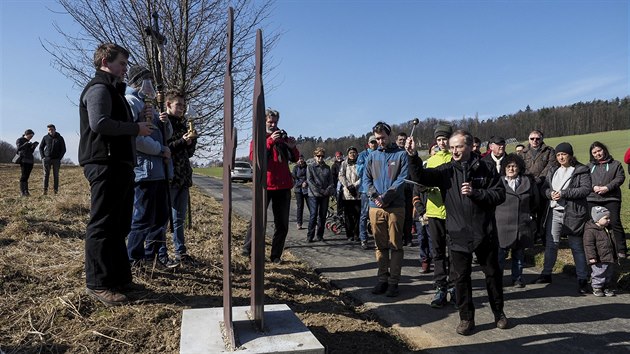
[482,136,507,173]
[405,130,507,336]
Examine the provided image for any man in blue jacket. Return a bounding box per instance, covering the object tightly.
[363,122,408,298]
[124,65,176,269]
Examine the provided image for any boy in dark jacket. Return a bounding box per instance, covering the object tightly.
[584,206,618,297]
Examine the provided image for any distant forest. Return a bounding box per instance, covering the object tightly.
[292,96,630,158]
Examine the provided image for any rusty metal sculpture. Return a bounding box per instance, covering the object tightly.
[250,28,267,330]
[221,7,237,348]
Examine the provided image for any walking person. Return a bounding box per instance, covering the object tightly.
[39,124,66,195]
[124,65,176,269]
[241,108,300,263]
[306,147,334,242]
[405,129,508,336]
[364,121,408,298]
[585,206,618,297]
[292,154,309,230]
[79,43,153,306]
[532,143,591,295]
[339,146,361,242]
[356,135,378,249]
[495,154,539,288]
[586,141,626,259]
[16,129,38,196]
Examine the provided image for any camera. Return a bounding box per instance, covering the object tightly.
[279,129,288,139]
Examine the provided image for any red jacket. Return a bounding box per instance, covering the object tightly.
[249,133,299,190]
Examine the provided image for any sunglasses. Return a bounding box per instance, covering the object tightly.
[315,155,324,158]
[529,137,541,141]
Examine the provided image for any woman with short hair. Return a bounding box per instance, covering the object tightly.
[15,129,39,196]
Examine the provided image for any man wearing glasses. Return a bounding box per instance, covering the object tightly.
[363,122,408,298]
[517,130,557,244]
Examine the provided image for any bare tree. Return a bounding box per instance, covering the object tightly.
[42,0,278,161]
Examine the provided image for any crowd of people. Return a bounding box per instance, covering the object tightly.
[278,120,628,336]
[12,41,629,336]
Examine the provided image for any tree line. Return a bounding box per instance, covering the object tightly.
[293,97,630,158]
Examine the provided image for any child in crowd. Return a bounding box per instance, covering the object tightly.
[584,206,618,297]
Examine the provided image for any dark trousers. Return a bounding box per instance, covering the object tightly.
[344,199,361,240]
[295,191,308,225]
[83,163,134,290]
[450,237,504,321]
[43,158,61,192]
[242,188,292,260]
[588,201,626,254]
[428,217,450,290]
[307,195,329,240]
[402,185,413,244]
[19,163,34,194]
[127,180,169,262]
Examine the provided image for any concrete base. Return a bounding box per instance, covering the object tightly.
[180,304,325,353]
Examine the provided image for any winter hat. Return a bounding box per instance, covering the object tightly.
[591,206,610,223]
[433,124,453,139]
[489,136,506,145]
[335,151,343,157]
[555,142,574,156]
[127,65,152,87]
[24,129,35,136]
[368,135,377,143]
[347,146,357,153]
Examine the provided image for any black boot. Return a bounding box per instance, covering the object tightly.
[578,279,588,295]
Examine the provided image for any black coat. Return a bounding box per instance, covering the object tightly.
[495,176,539,249]
[16,137,37,164]
[409,154,505,253]
[39,133,66,160]
[543,164,591,236]
[583,220,618,264]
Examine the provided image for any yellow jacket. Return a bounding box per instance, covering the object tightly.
[425,150,451,219]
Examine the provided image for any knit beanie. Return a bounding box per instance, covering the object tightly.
[434,124,453,139]
[347,146,357,154]
[127,65,152,87]
[555,142,574,155]
[591,206,610,223]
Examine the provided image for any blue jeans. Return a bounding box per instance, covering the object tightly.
[359,193,370,241]
[127,180,169,262]
[307,196,329,240]
[542,209,588,280]
[498,247,524,282]
[295,191,307,225]
[159,185,189,259]
[415,221,432,262]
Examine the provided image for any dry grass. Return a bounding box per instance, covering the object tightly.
[0,164,411,353]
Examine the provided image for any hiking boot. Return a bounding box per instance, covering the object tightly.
[456,320,475,336]
[420,261,431,273]
[178,254,199,267]
[371,282,388,295]
[532,274,552,284]
[578,279,589,295]
[430,288,447,308]
[495,312,508,329]
[158,257,180,269]
[385,284,399,297]
[447,287,457,306]
[604,289,616,297]
[361,241,369,250]
[513,278,525,288]
[86,288,128,306]
[592,288,604,297]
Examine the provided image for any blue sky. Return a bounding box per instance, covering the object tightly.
[1,0,628,162]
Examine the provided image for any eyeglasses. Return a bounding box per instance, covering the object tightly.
[529,137,541,141]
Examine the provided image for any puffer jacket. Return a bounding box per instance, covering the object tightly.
[543,163,591,236]
[583,220,618,263]
[518,143,557,183]
[339,159,360,200]
[587,157,625,202]
[424,150,451,219]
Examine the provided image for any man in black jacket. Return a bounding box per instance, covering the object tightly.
[39,124,66,194]
[405,129,507,336]
[79,43,153,306]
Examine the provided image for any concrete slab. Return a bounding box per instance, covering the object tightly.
[180,304,325,354]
